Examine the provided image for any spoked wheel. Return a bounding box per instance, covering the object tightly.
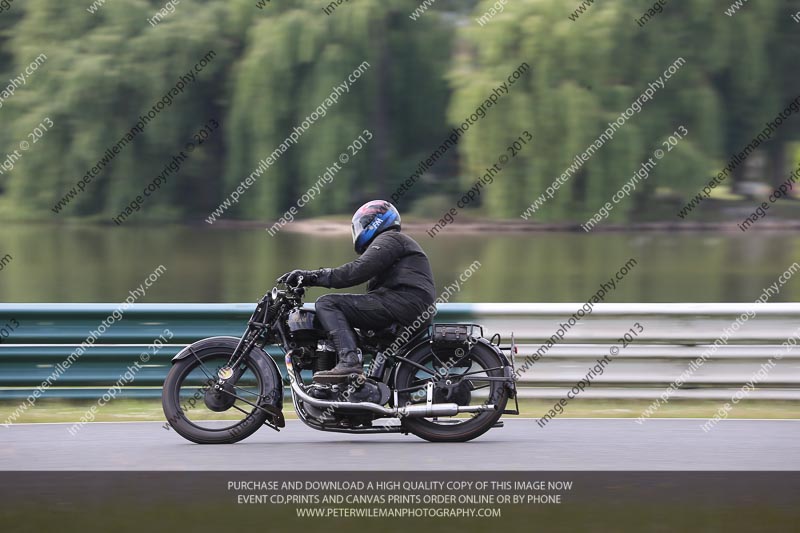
[162,339,280,444]
[394,342,508,442]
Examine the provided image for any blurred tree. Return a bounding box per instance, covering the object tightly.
[0,0,797,224]
[0,2,24,197]
[3,0,235,219]
[449,0,800,222]
[225,0,453,219]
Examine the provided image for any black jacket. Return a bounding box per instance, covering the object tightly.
[317,231,436,324]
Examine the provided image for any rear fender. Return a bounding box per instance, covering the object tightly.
[389,336,515,395]
[476,337,517,398]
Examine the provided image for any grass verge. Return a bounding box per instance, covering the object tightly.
[1,398,798,425]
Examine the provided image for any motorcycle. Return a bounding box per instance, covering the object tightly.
[162,278,519,443]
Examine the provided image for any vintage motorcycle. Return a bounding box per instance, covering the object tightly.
[162,278,519,443]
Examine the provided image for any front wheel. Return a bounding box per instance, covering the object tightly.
[393,341,509,442]
[162,338,281,444]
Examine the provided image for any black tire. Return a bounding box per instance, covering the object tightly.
[394,341,509,443]
[161,338,280,444]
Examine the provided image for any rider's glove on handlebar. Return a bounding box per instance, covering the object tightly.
[277,268,332,287]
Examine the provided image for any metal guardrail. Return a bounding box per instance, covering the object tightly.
[0,303,798,401]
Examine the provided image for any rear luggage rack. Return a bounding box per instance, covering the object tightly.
[429,323,483,350]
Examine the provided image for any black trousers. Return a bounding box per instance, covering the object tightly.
[314,293,397,357]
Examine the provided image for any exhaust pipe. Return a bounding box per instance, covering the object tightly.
[289,379,496,418]
[397,403,492,417]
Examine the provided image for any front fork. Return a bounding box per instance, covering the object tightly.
[217,325,280,414]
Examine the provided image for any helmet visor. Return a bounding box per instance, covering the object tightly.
[350,221,358,243]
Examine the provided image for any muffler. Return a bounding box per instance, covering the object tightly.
[397,403,494,417]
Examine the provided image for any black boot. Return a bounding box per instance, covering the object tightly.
[313,329,363,382]
[313,349,363,383]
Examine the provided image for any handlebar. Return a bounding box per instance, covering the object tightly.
[280,276,305,298]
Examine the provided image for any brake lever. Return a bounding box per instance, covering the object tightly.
[287,275,305,297]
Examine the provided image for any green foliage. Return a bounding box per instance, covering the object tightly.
[449,0,799,221]
[225,0,453,219]
[0,0,796,222]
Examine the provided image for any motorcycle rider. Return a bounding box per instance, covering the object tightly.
[278,200,436,382]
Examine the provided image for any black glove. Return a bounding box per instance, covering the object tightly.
[277,269,330,287]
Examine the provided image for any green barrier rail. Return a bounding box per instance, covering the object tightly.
[0,303,475,400]
[3,303,799,402]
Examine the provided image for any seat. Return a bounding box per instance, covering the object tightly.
[358,320,430,349]
[370,323,402,339]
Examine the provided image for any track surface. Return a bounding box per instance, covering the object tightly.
[1,419,798,470]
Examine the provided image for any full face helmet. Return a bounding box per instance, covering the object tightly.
[350,200,401,254]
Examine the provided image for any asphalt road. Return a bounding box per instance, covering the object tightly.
[1,418,798,470]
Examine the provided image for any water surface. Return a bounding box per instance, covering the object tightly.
[0,224,795,303]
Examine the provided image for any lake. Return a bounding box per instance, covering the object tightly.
[0,224,795,303]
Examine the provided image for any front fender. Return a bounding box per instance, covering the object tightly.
[170,336,242,363]
[171,336,284,409]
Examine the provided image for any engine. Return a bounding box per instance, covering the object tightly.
[290,338,391,425]
[307,378,389,405]
[304,376,391,425]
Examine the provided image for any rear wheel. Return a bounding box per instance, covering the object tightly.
[161,339,279,444]
[393,341,508,442]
